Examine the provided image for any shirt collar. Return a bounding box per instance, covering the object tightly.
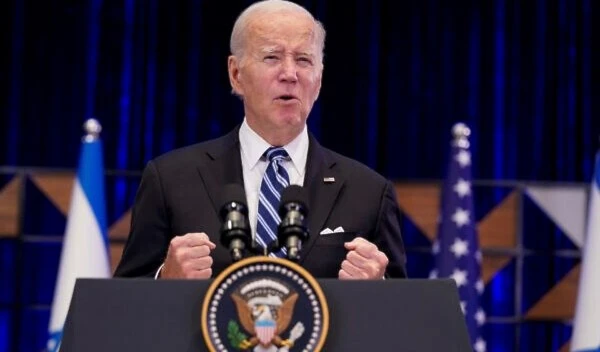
[239,118,308,177]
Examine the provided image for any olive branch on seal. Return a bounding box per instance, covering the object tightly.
[227,320,248,350]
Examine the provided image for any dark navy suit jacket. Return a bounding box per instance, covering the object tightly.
[114,126,407,278]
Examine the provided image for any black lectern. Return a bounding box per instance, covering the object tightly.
[61,278,471,351]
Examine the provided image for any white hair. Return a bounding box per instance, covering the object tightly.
[230,0,326,65]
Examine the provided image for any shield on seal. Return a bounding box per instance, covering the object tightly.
[255,319,277,345]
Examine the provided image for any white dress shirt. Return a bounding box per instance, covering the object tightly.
[239,118,308,238]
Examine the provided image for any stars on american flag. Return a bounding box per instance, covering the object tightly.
[474,338,486,352]
[454,178,471,198]
[455,150,471,167]
[451,268,468,287]
[450,238,469,258]
[429,269,438,279]
[475,279,485,294]
[475,308,486,326]
[452,208,470,227]
[432,125,485,352]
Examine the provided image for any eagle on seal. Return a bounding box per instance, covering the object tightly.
[232,292,299,350]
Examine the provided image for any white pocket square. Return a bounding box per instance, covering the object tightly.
[319,226,345,235]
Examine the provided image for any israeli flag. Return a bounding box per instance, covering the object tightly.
[572,152,600,352]
[47,119,111,352]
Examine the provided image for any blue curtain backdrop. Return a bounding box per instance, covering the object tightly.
[0,0,597,351]
[2,0,597,180]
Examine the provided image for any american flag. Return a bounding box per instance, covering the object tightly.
[431,123,486,352]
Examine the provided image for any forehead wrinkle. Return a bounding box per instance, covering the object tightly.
[253,33,318,57]
[259,46,315,58]
[260,46,281,54]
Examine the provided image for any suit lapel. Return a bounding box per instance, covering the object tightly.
[196,127,244,217]
[196,128,342,263]
[300,134,344,264]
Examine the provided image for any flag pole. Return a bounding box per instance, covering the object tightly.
[47,118,110,352]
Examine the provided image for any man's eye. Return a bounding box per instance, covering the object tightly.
[297,57,312,65]
[264,55,279,61]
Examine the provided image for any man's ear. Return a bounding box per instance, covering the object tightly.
[228,55,244,96]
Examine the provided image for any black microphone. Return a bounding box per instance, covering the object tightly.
[219,184,251,262]
[277,185,309,261]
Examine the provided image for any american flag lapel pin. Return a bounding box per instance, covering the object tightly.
[323,177,335,183]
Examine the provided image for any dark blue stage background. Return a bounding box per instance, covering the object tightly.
[0,0,597,351]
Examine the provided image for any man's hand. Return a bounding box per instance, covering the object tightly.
[160,232,216,279]
[338,237,389,280]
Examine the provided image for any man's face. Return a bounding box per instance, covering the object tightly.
[228,11,323,143]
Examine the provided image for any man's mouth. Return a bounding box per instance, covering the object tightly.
[276,94,298,101]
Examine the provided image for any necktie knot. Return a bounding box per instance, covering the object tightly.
[265,147,288,163]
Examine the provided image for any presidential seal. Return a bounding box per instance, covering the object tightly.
[201,257,329,352]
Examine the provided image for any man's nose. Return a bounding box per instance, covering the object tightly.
[279,57,298,82]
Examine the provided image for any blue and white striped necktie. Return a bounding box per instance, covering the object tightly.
[256,147,289,256]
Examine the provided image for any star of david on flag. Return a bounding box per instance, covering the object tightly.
[430,123,486,352]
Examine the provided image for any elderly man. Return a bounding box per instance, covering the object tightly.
[115,0,407,280]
